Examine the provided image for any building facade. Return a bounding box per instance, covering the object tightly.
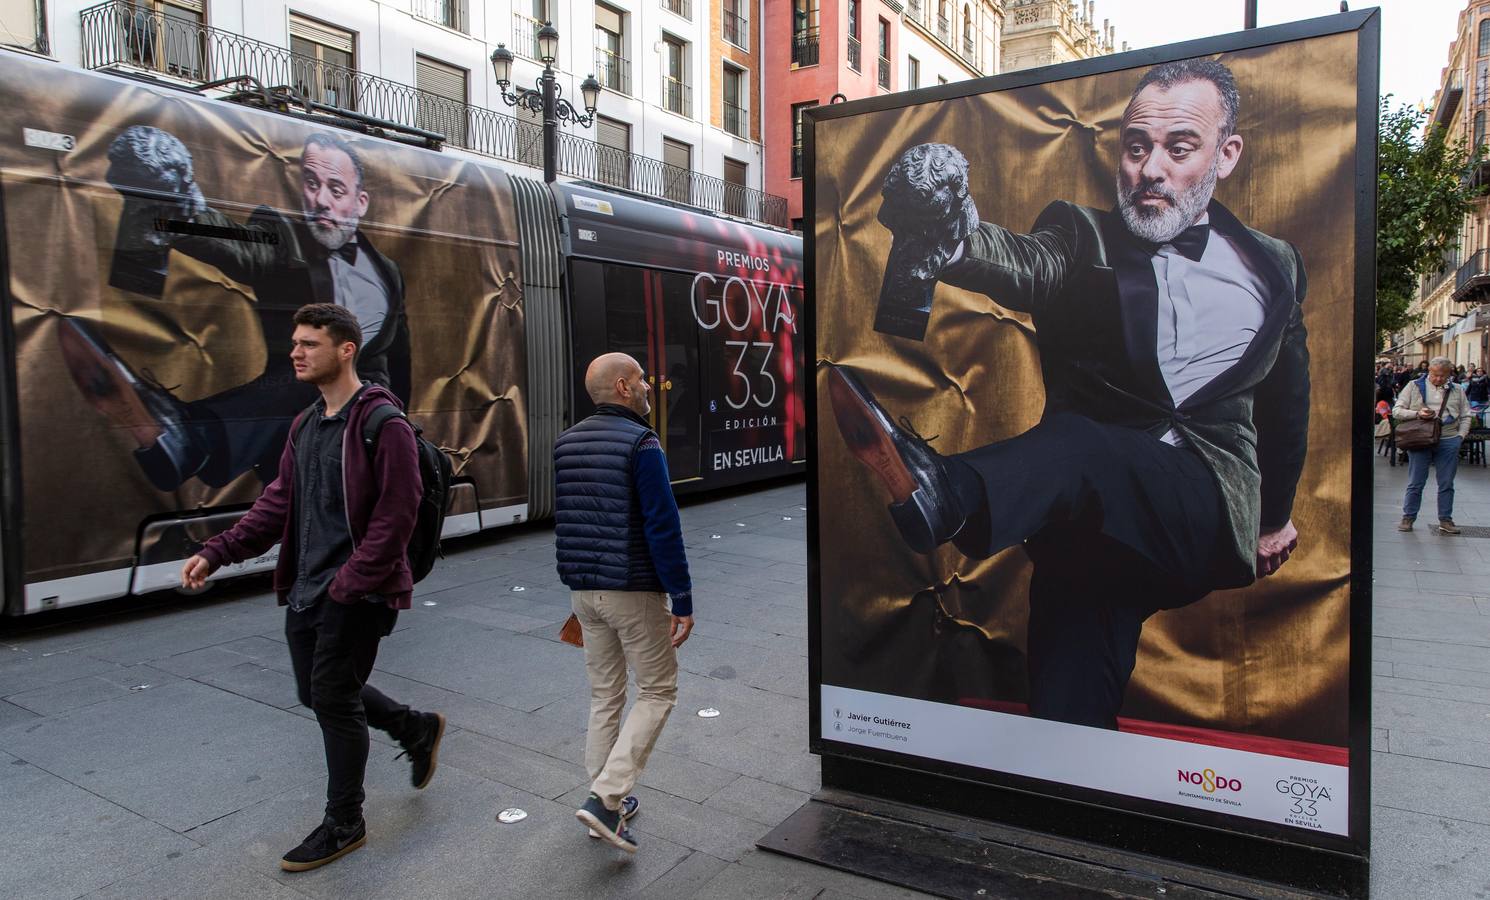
[762,0,1121,231]
[2,0,785,226]
[1396,0,1490,368]
[1000,0,1119,73]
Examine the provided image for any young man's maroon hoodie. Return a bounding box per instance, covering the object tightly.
[198,384,422,609]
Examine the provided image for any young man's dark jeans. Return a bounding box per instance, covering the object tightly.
[286,599,416,823]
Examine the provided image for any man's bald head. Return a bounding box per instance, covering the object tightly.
[585,352,651,416]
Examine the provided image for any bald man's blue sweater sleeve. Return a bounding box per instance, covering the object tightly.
[634,438,693,616]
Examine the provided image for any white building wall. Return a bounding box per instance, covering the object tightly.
[31,0,764,198]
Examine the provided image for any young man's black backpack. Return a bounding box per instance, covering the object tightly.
[291,400,453,582]
[361,404,453,583]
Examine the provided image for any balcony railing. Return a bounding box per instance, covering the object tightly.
[79,1,788,227]
[512,12,542,60]
[662,75,691,117]
[595,48,630,95]
[937,14,950,42]
[723,9,748,49]
[662,0,692,20]
[908,0,922,19]
[412,0,468,33]
[1455,248,1490,297]
[792,144,803,178]
[723,101,746,138]
[792,28,820,67]
[82,0,208,81]
[847,35,861,71]
[877,55,890,89]
[963,33,974,57]
[559,138,784,223]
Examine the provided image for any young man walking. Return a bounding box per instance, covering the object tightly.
[181,303,444,872]
[554,352,694,853]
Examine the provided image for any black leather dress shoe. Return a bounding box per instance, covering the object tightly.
[826,365,966,553]
[56,317,206,491]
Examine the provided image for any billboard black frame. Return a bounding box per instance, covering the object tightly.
[803,9,1377,893]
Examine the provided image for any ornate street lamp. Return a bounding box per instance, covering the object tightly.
[490,25,601,183]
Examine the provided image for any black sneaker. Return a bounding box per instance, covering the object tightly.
[588,795,639,839]
[575,793,638,853]
[396,711,446,789]
[280,816,366,872]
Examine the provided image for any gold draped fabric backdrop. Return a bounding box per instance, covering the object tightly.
[0,58,527,585]
[814,34,1357,746]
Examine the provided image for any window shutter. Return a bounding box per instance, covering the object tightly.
[723,158,747,187]
[416,56,467,102]
[290,15,355,54]
[663,138,691,171]
[595,3,623,36]
[597,116,630,151]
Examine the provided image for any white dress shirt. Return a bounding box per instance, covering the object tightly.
[326,236,391,345]
[1152,216,1270,445]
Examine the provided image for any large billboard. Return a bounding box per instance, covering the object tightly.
[0,55,527,610]
[808,14,1374,861]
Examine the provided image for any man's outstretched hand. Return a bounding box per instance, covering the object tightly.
[1256,520,1299,578]
[181,554,213,591]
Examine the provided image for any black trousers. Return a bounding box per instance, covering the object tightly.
[950,412,1225,730]
[285,600,416,823]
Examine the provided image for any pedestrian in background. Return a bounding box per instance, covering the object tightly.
[1468,367,1489,411]
[553,352,694,853]
[1395,356,1473,535]
[182,304,445,872]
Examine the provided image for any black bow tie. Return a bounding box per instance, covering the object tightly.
[1146,224,1209,262]
[331,241,358,264]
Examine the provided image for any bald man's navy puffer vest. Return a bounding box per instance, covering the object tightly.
[553,407,664,592]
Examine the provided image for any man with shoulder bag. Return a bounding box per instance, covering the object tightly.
[1394,356,1472,534]
[553,352,695,854]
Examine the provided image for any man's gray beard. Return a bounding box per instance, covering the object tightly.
[1115,159,1218,245]
[304,210,357,250]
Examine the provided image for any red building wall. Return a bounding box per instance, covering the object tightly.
[764,0,898,227]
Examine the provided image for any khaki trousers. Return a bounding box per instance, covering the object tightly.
[571,589,678,810]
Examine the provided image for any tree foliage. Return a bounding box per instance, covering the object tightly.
[1377,98,1486,349]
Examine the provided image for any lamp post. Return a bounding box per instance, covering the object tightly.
[491,25,602,183]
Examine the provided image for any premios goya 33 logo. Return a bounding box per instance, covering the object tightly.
[1176,768,1243,793]
[1276,776,1332,819]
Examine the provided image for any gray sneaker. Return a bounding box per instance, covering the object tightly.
[1439,518,1462,535]
[1397,517,1414,532]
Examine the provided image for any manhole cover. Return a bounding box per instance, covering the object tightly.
[1452,525,1490,538]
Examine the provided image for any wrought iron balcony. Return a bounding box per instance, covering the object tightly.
[792,28,820,67]
[723,101,746,138]
[595,48,630,95]
[877,55,890,89]
[79,1,788,227]
[1455,248,1490,304]
[847,35,861,71]
[662,0,692,20]
[937,14,950,43]
[512,12,543,60]
[908,0,922,20]
[662,75,691,117]
[723,9,748,49]
[557,136,785,224]
[412,0,468,33]
[963,33,974,58]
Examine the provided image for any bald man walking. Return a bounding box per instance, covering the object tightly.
[555,353,694,853]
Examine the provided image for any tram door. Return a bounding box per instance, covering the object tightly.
[574,261,703,482]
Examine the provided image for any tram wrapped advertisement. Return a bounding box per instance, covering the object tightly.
[0,52,803,615]
[805,12,1374,866]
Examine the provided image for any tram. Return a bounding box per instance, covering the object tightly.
[0,51,803,615]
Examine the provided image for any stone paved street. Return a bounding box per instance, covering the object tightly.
[1,456,1489,898]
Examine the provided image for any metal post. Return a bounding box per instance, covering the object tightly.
[1244,0,1257,28]
[542,65,558,183]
